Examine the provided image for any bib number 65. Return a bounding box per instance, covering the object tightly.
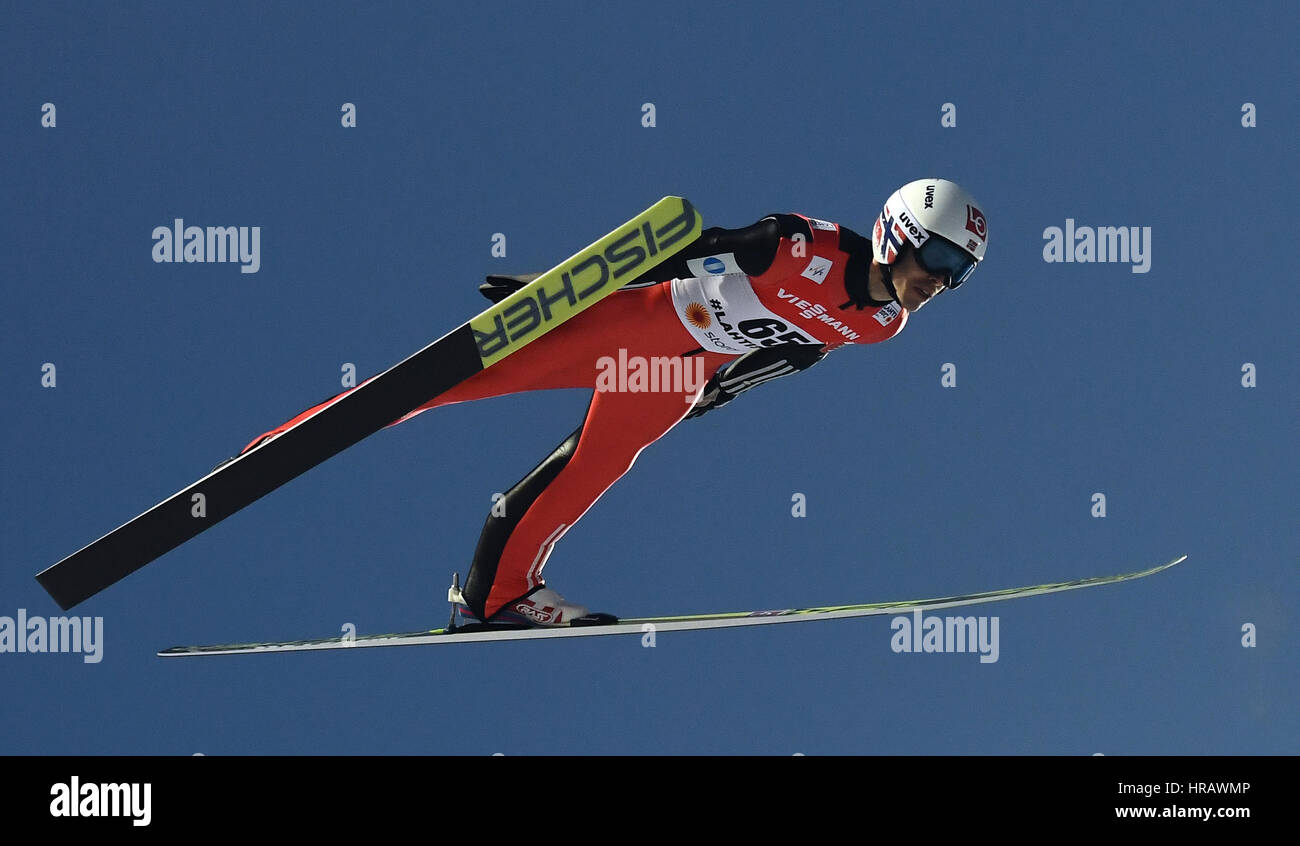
[737,317,813,347]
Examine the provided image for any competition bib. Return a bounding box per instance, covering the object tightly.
[670,273,823,354]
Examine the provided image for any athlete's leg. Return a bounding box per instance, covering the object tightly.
[235,281,734,621]
[236,288,665,454]
[461,364,717,619]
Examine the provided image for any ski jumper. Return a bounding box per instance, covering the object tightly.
[239,214,909,618]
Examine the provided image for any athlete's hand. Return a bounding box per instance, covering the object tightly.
[685,381,734,419]
[479,272,545,303]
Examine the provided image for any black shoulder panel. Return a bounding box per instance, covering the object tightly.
[837,224,892,307]
[622,215,785,285]
[766,213,815,244]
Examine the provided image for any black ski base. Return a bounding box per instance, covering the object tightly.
[571,613,619,627]
[447,613,620,634]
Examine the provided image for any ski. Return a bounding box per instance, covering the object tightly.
[37,197,703,610]
[157,554,1186,657]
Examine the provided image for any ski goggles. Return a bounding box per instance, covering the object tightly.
[914,236,978,289]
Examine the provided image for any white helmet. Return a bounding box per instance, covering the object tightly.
[871,178,987,289]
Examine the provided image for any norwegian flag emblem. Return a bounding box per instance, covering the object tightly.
[877,214,906,262]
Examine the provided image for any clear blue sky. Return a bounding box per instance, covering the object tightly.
[2,1,1294,755]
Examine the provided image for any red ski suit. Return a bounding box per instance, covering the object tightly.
[242,214,907,618]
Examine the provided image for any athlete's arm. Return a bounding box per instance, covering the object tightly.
[480,214,816,300]
[479,272,543,303]
[686,341,827,419]
[621,213,815,288]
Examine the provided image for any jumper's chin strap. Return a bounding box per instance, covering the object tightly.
[839,261,899,310]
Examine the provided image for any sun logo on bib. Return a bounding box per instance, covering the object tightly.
[685,302,711,329]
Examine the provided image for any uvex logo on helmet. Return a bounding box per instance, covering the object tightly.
[871,178,989,285]
[875,195,931,263]
[896,210,926,242]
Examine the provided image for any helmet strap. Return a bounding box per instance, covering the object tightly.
[839,258,901,310]
[879,262,901,305]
